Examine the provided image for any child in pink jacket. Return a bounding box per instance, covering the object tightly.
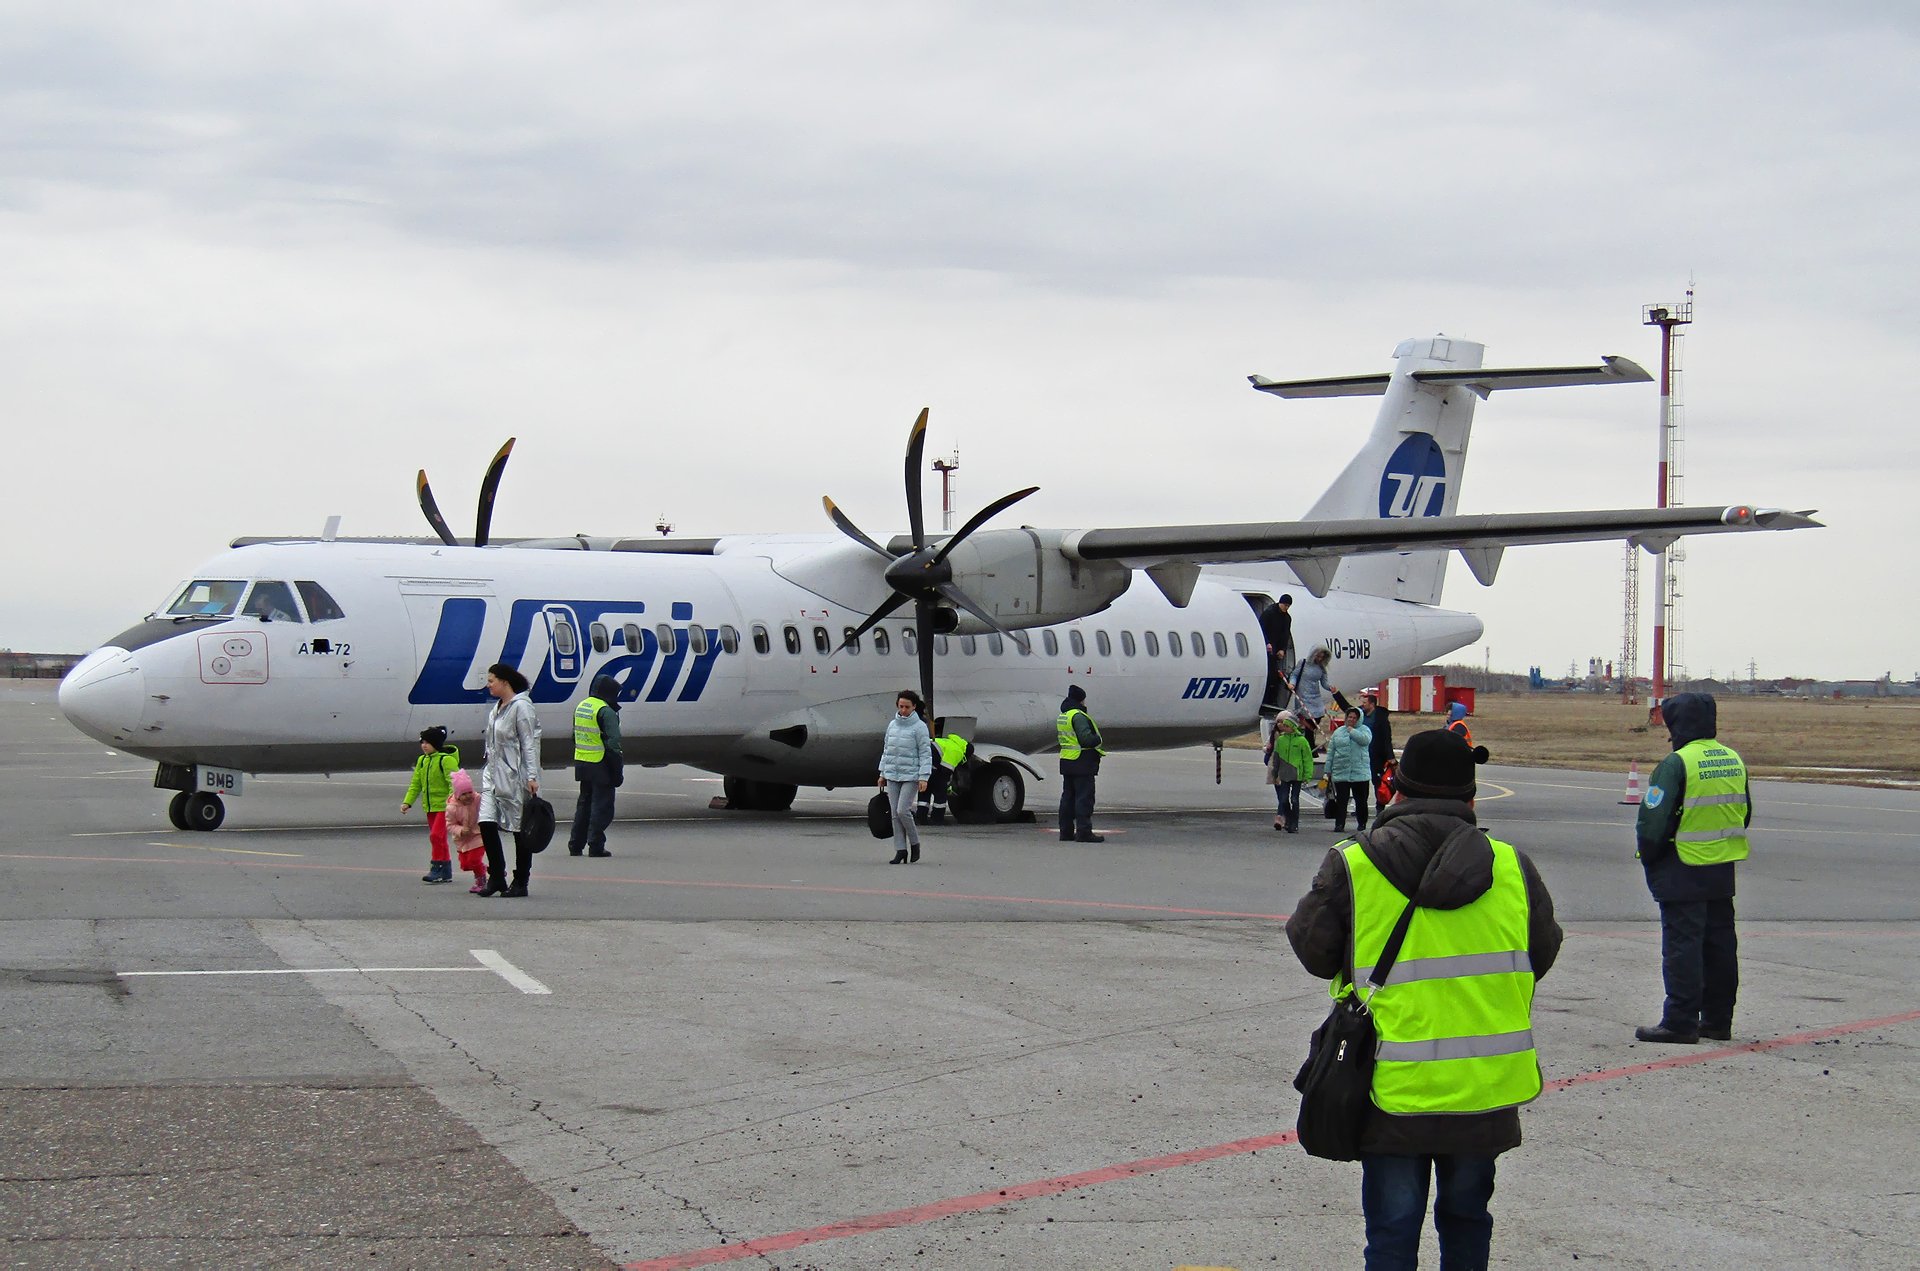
[445,769,488,893]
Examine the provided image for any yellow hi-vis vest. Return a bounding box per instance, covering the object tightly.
[1056,708,1105,760]
[1675,739,1751,865]
[934,734,969,768]
[572,696,608,763]
[1341,838,1541,1116]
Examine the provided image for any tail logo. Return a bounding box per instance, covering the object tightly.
[1379,433,1448,518]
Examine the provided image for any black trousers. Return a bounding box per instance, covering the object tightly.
[479,821,531,888]
[569,768,617,852]
[1059,772,1097,837]
[1330,780,1370,831]
[1659,898,1739,1029]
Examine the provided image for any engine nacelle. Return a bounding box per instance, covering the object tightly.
[935,528,1132,631]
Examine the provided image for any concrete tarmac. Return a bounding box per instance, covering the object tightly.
[2,680,1917,1269]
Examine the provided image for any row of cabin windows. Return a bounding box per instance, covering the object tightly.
[741,624,1251,661]
[582,621,743,657]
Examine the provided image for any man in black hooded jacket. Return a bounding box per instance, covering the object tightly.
[1632,692,1751,1044]
[567,674,625,858]
[1287,729,1561,1269]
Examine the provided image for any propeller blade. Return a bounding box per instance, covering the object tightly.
[416,471,459,546]
[915,600,937,725]
[904,408,929,549]
[930,485,1040,568]
[936,582,1032,654]
[830,593,910,657]
[823,496,895,560]
[473,437,516,548]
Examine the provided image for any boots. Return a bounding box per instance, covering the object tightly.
[478,875,508,897]
[422,860,453,884]
[468,870,488,895]
[889,850,909,864]
[909,842,921,864]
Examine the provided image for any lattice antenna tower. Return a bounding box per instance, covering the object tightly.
[1643,287,1694,704]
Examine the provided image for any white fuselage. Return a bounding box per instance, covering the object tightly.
[59,539,1483,788]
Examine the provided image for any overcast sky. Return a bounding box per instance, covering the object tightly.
[2,2,1912,681]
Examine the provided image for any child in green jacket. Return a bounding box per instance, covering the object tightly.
[1266,714,1314,834]
[402,726,461,884]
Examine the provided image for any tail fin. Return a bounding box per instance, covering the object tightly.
[1246,337,1649,604]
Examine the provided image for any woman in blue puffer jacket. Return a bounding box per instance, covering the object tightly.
[877,689,933,863]
[1323,706,1374,835]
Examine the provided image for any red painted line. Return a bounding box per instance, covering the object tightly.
[624,1128,1301,1271]
[624,1007,1920,1270]
[1545,1007,1920,1090]
[0,853,1288,921]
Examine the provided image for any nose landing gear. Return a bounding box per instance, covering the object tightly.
[166,790,227,831]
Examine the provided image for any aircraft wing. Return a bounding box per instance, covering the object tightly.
[1061,505,1821,599]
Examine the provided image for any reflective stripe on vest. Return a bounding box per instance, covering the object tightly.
[1056,709,1103,760]
[1675,740,1750,864]
[1343,837,1542,1116]
[573,696,607,763]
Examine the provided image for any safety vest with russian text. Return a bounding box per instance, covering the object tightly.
[573,696,608,763]
[1675,739,1750,865]
[1341,837,1541,1116]
[1056,709,1104,760]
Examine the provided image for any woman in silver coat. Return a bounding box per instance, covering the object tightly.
[477,662,542,897]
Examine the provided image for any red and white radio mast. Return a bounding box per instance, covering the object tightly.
[1641,287,1693,719]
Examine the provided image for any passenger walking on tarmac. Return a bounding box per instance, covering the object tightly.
[878,690,931,864]
[1362,687,1395,786]
[1287,729,1562,1271]
[445,769,489,893]
[1291,646,1341,742]
[1265,712,1313,833]
[401,725,461,884]
[1057,683,1106,843]
[477,663,542,898]
[1325,707,1374,834]
[567,674,624,858]
[1632,691,1752,1044]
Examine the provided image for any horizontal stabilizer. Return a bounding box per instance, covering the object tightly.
[1249,356,1649,399]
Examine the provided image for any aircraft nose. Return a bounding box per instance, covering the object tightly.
[59,649,146,747]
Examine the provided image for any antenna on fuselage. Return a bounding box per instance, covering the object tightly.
[321,515,341,542]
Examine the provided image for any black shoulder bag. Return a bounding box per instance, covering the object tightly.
[1292,885,1420,1161]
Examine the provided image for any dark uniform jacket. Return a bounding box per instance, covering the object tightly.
[1286,798,1563,1156]
[1365,704,1394,777]
[1636,692,1751,903]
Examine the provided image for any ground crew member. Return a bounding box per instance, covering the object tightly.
[1632,691,1751,1044]
[920,724,970,824]
[1287,729,1562,1268]
[1056,684,1104,843]
[566,674,624,857]
[1445,701,1472,745]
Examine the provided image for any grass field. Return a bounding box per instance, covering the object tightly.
[1234,693,1920,788]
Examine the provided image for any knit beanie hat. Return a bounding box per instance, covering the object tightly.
[1392,729,1489,800]
[420,725,449,749]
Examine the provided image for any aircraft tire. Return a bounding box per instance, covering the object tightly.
[184,792,226,831]
[980,760,1025,823]
[167,791,192,830]
[723,777,798,812]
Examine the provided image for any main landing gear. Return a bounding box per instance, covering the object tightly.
[166,790,227,831]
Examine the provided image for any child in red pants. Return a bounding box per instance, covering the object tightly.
[401,726,461,884]
[446,768,488,893]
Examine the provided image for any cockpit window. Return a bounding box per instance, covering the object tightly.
[166,580,246,617]
[243,580,302,623]
[295,581,346,622]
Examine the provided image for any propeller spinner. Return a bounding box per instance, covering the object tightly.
[417,438,516,547]
[823,409,1038,721]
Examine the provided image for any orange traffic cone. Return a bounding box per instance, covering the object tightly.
[1619,761,1643,805]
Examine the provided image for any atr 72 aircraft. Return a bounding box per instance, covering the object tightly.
[59,335,1817,830]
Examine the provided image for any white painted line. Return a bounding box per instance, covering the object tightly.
[119,975,487,983]
[471,948,551,995]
